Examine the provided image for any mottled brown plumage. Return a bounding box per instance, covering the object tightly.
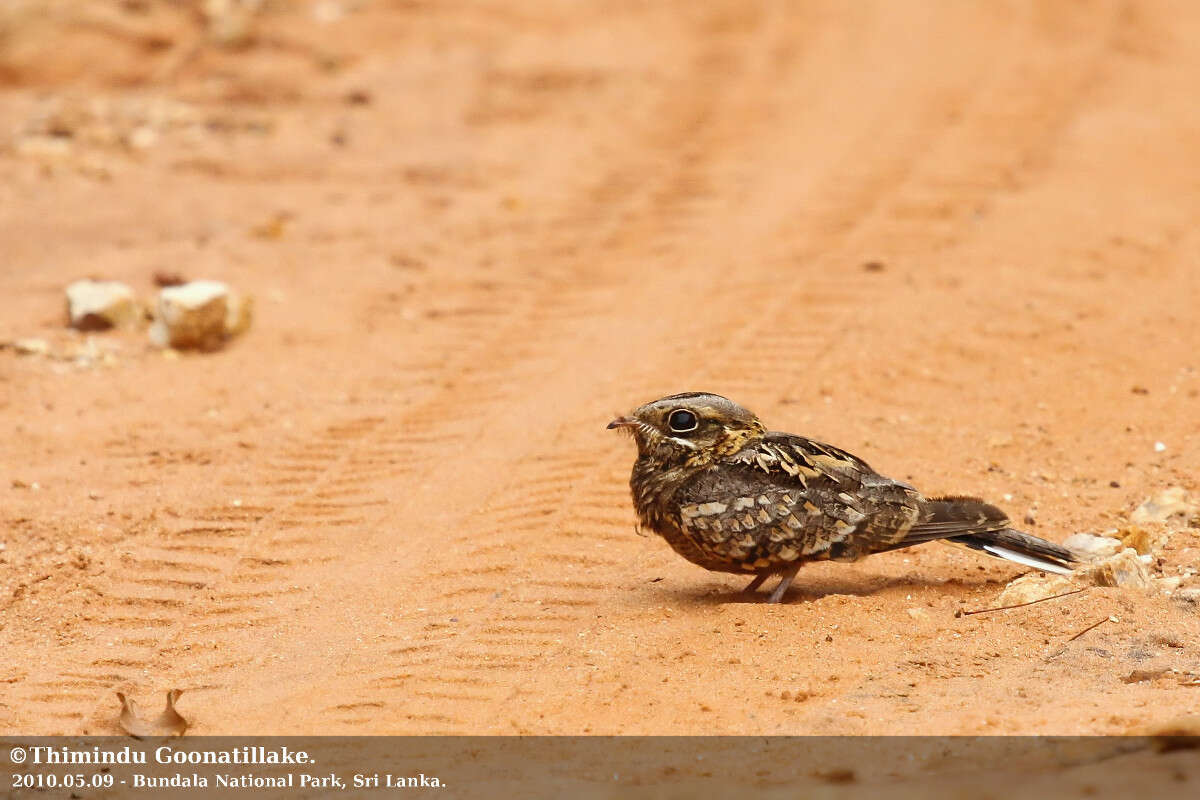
[609,392,1076,602]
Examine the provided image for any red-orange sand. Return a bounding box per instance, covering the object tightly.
[1,3,1198,763]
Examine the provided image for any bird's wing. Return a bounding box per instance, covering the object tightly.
[673,434,922,564]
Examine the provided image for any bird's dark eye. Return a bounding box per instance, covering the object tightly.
[667,409,699,433]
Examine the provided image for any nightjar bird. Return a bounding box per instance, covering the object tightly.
[608,392,1076,603]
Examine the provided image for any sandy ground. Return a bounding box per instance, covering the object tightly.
[1,0,1199,748]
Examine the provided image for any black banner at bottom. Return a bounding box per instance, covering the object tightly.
[2,736,1195,799]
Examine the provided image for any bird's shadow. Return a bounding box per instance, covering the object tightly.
[655,572,993,605]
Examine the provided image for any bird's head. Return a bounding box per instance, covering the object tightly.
[608,392,765,470]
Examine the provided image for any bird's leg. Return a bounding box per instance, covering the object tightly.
[767,564,802,604]
[742,573,768,594]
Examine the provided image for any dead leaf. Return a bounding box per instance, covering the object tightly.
[117,689,189,737]
[1115,525,1170,555]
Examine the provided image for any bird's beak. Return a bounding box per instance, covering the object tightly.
[607,416,636,430]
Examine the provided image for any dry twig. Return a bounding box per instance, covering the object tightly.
[957,587,1085,617]
[1066,616,1114,643]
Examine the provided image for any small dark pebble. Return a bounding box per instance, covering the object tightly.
[72,314,114,332]
[1110,481,1121,488]
[153,270,186,287]
[1131,386,1150,395]
[862,261,886,273]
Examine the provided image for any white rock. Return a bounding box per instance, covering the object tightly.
[997,573,1077,607]
[149,280,251,350]
[225,291,254,338]
[150,280,226,350]
[65,280,138,331]
[1157,576,1183,594]
[1131,487,1196,525]
[15,134,72,160]
[1062,532,1123,561]
[1079,547,1154,589]
[203,0,258,46]
[12,338,50,356]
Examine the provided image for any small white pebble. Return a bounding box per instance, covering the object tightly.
[1154,441,1166,452]
[1003,493,1013,502]
[231,498,243,507]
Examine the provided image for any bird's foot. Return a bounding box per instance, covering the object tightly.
[766,564,802,604]
[742,573,768,593]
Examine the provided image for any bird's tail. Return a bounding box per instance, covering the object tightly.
[904,495,1077,576]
